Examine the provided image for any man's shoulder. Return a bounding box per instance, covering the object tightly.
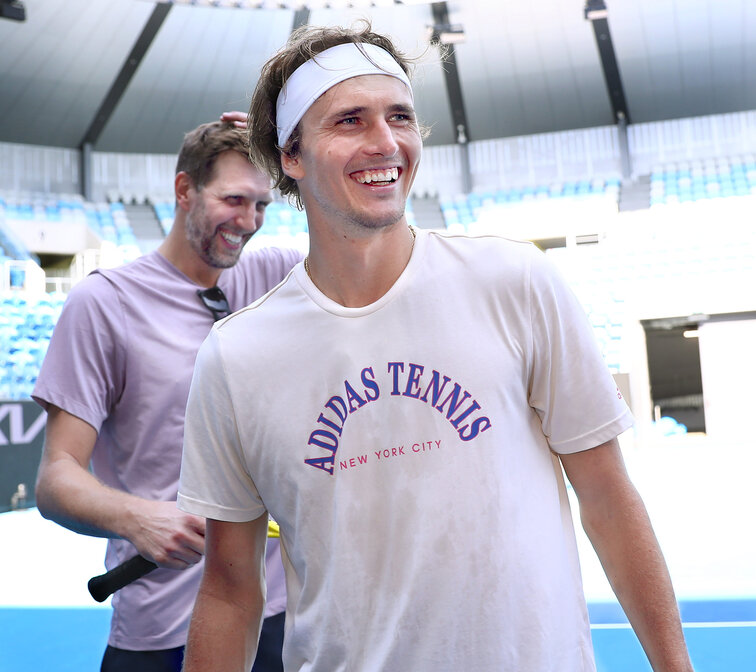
[66,252,161,312]
[424,228,541,278]
[94,250,161,282]
[218,270,300,329]
[226,246,303,295]
[80,251,156,293]
[427,228,536,254]
[236,246,303,272]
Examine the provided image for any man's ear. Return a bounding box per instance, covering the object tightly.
[175,172,195,212]
[281,152,304,180]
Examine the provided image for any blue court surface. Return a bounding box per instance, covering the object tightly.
[1,600,754,671]
[1,434,754,670]
[589,599,756,671]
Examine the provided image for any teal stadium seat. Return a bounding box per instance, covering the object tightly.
[0,292,63,400]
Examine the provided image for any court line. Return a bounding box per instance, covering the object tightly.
[591,622,756,630]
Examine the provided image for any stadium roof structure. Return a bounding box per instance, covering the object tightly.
[0,0,754,155]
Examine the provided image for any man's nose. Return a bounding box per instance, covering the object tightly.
[236,204,262,233]
[364,119,399,156]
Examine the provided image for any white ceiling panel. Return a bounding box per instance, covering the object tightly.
[0,0,754,155]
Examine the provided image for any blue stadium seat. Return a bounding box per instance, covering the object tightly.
[0,292,62,400]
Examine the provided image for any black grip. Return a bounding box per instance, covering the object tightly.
[88,555,158,602]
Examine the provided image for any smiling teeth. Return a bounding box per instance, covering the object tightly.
[355,167,399,184]
[220,231,242,245]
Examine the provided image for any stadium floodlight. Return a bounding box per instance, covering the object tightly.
[148,0,421,7]
[0,0,26,22]
[584,0,608,21]
[427,22,465,45]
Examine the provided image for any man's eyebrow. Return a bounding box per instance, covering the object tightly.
[327,103,415,121]
[222,190,273,204]
[388,103,415,115]
[328,106,366,121]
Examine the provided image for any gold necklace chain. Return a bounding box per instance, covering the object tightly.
[304,225,416,282]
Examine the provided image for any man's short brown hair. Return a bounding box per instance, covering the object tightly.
[247,21,418,210]
[176,120,249,190]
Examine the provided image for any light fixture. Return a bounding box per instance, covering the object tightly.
[0,0,26,22]
[427,22,465,45]
[149,0,421,8]
[584,0,608,21]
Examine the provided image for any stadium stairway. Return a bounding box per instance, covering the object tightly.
[124,203,165,255]
[409,196,445,229]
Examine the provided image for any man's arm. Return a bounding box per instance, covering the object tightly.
[35,405,206,569]
[183,514,269,672]
[560,438,693,672]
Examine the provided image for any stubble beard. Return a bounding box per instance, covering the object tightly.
[351,209,405,232]
[329,195,407,233]
[185,201,242,269]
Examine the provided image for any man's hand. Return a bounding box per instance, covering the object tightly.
[220,111,247,129]
[127,499,206,570]
[37,406,206,571]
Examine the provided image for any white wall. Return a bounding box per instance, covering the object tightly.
[629,110,756,176]
[4,221,92,255]
[0,142,81,194]
[698,319,756,440]
[4,108,756,201]
[412,108,756,199]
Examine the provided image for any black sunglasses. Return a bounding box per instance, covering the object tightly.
[197,286,231,321]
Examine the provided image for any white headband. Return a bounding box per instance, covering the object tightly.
[275,42,413,148]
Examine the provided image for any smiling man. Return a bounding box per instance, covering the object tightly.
[178,24,693,672]
[33,120,300,672]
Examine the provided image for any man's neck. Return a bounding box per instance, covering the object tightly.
[304,219,415,308]
[157,224,222,288]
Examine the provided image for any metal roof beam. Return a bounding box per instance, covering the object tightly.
[79,3,171,199]
[584,1,632,178]
[584,0,629,124]
[431,1,472,192]
[79,2,172,149]
[291,7,309,31]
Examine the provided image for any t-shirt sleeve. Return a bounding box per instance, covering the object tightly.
[32,274,125,433]
[178,328,265,522]
[526,247,633,453]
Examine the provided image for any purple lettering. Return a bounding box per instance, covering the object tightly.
[325,396,348,423]
[435,383,472,420]
[403,363,424,399]
[419,370,451,406]
[458,416,492,441]
[344,380,367,413]
[305,455,335,475]
[450,400,481,429]
[361,367,380,401]
[307,429,338,451]
[387,361,404,395]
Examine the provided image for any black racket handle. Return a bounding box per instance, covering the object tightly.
[88,554,158,602]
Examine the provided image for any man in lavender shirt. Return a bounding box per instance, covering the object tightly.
[32,117,301,672]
